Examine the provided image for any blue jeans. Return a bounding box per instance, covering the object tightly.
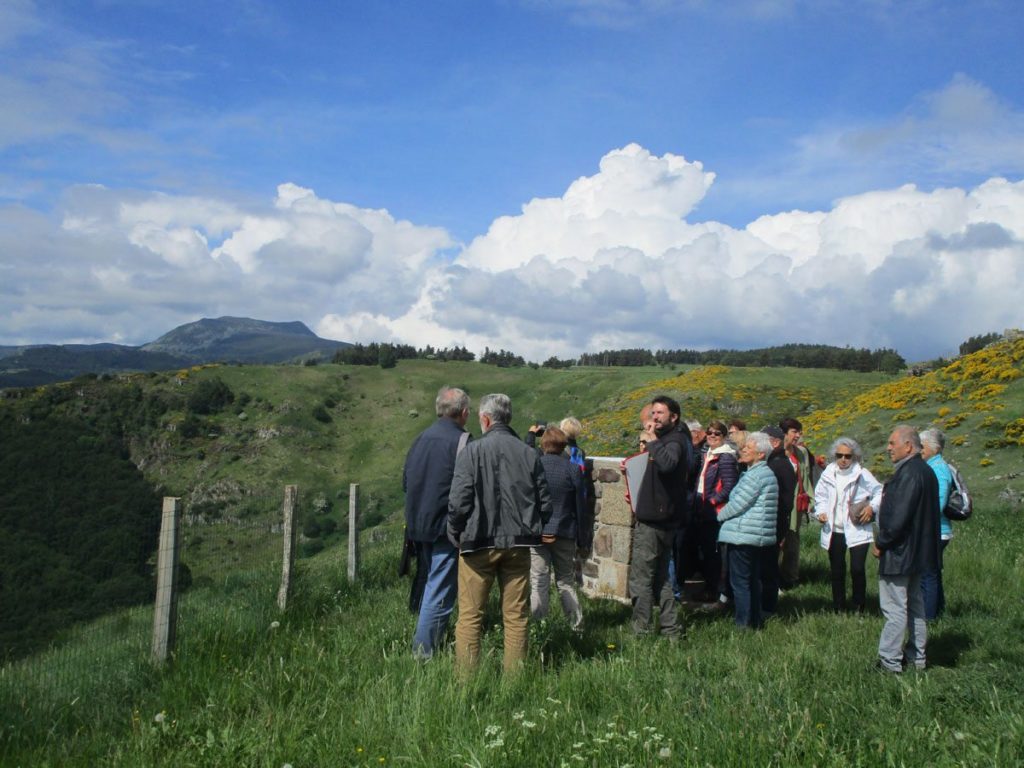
[921,539,949,620]
[412,537,459,658]
[728,544,762,628]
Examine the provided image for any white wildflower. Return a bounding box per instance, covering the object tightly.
[153,711,166,724]
[521,720,536,729]
[270,621,280,630]
[658,747,672,759]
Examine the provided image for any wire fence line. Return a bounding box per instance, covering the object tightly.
[0,483,361,748]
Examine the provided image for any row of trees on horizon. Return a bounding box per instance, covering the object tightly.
[330,341,913,373]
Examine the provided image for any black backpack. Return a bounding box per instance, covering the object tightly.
[944,463,973,521]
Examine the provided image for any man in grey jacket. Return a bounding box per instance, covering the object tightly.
[447,393,553,675]
[873,424,941,673]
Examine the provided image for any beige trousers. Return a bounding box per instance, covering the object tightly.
[455,547,531,675]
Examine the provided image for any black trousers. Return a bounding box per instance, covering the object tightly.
[828,533,869,612]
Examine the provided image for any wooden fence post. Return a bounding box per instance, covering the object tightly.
[348,482,359,582]
[151,497,182,665]
[277,485,299,611]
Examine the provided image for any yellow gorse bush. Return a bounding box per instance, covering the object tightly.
[804,338,1024,447]
[580,339,1024,458]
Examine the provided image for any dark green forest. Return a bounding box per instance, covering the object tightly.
[578,343,906,372]
[0,410,161,660]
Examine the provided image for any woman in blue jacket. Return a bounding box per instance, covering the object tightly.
[718,432,779,629]
[919,428,953,619]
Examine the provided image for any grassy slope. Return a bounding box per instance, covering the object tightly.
[144,360,675,506]
[4,343,1024,765]
[6,510,1022,766]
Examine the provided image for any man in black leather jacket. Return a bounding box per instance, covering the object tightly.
[873,424,941,673]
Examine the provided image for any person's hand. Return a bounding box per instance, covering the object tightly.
[541,533,557,544]
[447,524,462,550]
[816,513,827,523]
[872,545,881,559]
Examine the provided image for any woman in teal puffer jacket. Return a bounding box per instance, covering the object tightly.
[718,432,779,628]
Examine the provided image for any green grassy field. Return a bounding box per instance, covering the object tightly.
[3,504,1022,767]
[3,342,1023,766]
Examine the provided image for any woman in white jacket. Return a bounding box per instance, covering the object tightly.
[814,437,882,613]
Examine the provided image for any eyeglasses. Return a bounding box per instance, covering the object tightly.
[834,452,853,460]
[706,430,723,436]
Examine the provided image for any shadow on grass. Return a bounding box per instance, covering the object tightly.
[927,628,972,668]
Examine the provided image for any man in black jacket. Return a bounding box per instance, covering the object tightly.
[873,425,941,673]
[628,395,692,637]
[403,386,470,659]
[762,425,796,615]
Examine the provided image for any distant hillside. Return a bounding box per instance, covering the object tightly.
[0,345,191,388]
[584,337,1024,502]
[142,316,351,364]
[0,317,352,388]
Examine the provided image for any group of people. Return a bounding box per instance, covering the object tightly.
[630,401,949,672]
[628,405,817,635]
[403,386,950,676]
[402,387,591,675]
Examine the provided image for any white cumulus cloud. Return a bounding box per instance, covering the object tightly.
[1,145,1021,363]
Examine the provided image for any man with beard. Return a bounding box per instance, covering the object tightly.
[628,395,693,638]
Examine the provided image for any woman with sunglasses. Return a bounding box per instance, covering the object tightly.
[813,437,883,613]
[693,419,740,603]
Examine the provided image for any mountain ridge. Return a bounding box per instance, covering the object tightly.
[0,317,351,387]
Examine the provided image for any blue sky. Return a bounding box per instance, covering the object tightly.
[2,0,1023,360]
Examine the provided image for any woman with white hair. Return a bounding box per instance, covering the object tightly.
[717,432,779,629]
[813,437,883,613]
[919,427,953,620]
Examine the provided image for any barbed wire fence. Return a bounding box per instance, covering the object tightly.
[0,483,361,753]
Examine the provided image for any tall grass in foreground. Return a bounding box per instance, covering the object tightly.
[4,506,1023,767]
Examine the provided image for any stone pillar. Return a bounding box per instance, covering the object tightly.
[580,458,633,603]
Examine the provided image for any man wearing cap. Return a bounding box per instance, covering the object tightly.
[761,425,796,615]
